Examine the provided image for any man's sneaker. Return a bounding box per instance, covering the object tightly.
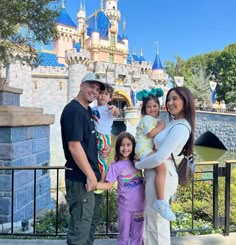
[153,199,176,221]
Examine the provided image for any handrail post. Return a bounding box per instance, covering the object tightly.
[212,164,219,228]
[224,161,231,236]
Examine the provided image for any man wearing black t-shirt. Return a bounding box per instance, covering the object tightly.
[60,73,110,245]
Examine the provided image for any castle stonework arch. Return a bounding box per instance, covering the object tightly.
[195,111,236,151]
[195,131,227,150]
[158,111,236,151]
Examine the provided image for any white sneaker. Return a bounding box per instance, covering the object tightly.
[153,200,176,221]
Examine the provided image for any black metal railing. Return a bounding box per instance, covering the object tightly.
[195,106,236,114]
[171,160,236,236]
[0,160,235,238]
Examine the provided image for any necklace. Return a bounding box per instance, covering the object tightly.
[74,96,88,110]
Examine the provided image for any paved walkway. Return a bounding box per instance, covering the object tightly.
[0,233,236,245]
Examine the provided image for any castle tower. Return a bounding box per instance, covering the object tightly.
[54,0,77,64]
[151,42,169,99]
[65,48,90,102]
[104,0,121,32]
[86,1,127,64]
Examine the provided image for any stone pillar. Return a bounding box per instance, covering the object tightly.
[124,108,141,135]
[124,109,168,136]
[0,85,54,223]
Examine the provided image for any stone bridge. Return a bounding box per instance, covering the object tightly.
[122,110,236,151]
[194,111,236,151]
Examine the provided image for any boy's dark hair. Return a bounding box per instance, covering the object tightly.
[141,95,161,116]
[114,132,135,162]
[103,83,114,97]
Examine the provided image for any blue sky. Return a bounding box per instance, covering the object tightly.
[64,0,236,63]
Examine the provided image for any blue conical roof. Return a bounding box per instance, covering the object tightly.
[57,7,77,28]
[132,53,139,62]
[87,11,110,38]
[152,53,163,70]
[139,55,145,64]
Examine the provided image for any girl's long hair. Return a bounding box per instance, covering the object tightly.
[114,132,135,162]
[165,87,196,156]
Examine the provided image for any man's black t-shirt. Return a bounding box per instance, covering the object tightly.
[60,99,101,183]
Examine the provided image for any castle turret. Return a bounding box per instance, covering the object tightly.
[65,48,90,102]
[54,0,77,64]
[151,43,168,86]
[105,0,121,32]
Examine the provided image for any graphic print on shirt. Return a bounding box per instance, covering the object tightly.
[121,166,143,189]
[133,211,145,222]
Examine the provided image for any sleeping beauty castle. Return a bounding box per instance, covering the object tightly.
[0,0,174,224]
[1,0,170,168]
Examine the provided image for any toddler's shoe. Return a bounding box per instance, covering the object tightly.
[153,199,176,221]
[94,189,104,194]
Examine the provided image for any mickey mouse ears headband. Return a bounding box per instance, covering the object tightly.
[136,88,164,101]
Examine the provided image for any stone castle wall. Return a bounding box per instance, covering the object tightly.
[4,49,169,187]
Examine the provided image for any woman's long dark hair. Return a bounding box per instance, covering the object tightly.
[165,87,196,156]
[114,132,135,162]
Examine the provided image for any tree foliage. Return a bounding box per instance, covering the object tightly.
[0,0,60,65]
[164,45,236,107]
[215,43,236,106]
[189,67,211,105]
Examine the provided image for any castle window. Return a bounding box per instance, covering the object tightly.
[109,54,114,63]
[110,32,115,46]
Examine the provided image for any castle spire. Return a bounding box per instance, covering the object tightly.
[61,0,65,8]
[79,0,83,10]
[94,12,98,32]
[122,18,128,39]
[152,41,163,70]
[153,40,159,54]
[100,0,104,10]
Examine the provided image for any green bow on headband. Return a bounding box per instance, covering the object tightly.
[136,88,164,101]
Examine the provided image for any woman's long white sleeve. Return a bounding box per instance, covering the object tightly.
[135,124,190,170]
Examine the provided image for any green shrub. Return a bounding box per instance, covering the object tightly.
[36,202,69,234]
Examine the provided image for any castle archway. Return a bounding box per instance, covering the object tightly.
[110,89,131,135]
[111,89,132,112]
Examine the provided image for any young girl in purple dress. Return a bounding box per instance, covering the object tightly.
[96,132,145,245]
